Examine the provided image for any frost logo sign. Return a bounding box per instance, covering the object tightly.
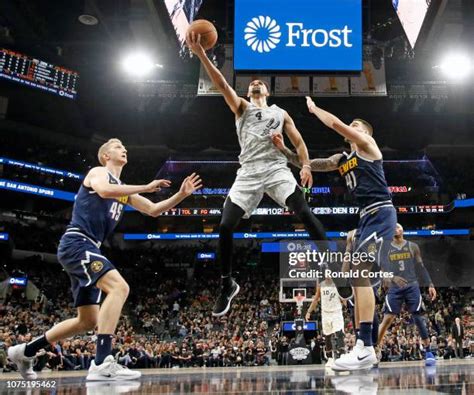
[244,16,281,53]
[235,0,362,72]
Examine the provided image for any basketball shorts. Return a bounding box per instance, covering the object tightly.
[57,232,115,307]
[383,283,424,315]
[322,310,344,335]
[352,203,397,286]
[227,164,297,218]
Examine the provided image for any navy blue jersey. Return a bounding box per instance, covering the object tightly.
[68,172,128,243]
[338,151,392,208]
[386,241,418,284]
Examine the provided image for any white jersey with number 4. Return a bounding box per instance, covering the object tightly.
[236,103,287,168]
[321,280,343,313]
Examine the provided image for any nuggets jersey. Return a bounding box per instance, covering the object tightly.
[320,280,342,313]
[235,103,287,167]
[68,172,128,243]
[387,241,418,284]
[338,151,392,208]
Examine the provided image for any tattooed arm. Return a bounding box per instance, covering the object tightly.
[271,133,342,172]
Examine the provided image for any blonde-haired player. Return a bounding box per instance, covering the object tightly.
[306,272,346,368]
[273,97,397,370]
[8,139,202,380]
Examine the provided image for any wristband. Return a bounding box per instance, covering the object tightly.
[302,164,311,170]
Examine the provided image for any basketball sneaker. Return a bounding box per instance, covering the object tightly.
[86,356,141,381]
[332,339,377,371]
[425,351,436,366]
[7,343,37,380]
[212,279,240,317]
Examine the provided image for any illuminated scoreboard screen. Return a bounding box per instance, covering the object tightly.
[0,49,79,99]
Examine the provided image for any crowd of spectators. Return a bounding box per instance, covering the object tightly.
[1,255,472,374]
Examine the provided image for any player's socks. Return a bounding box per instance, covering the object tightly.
[24,334,50,357]
[359,322,373,347]
[95,334,113,365]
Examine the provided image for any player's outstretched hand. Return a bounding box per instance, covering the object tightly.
[144,180,168,193]
[271,132,286,151]
[186,31,205,57]
[180,173,203,196]
[300,167,313,188]
[156,179,172,188]
[305,312,311,321]
[305,96,317,114]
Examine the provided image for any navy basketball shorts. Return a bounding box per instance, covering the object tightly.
[383,283,423,315]
[352,205,397,286]
[57,233,115,307]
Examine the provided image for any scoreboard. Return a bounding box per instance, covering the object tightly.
[0,49,79,99]
[157,205,446,216]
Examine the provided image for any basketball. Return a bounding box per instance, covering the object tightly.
[186,19,218,50]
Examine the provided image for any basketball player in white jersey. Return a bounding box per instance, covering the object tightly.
[306,274,345,368]
[187,33,327,316]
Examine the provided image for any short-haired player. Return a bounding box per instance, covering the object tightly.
[272,97,397,370]
[377,223,437,366]
[8,139,202,380]
[305,273,346,368]
[187,34,327,317]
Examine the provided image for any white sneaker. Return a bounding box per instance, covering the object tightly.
[7,343,37,380]
[332,339,377,371]
[325,357,335,368]
[86,356,141,381]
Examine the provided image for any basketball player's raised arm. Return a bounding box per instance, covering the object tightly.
[187,32,245,115]
[88,167,165,198]
[127,173,202,218]
[305,97,371,146]
[271,133,342,172]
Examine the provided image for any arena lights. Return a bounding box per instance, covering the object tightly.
[121,52,163,77]
[436,52,472,81]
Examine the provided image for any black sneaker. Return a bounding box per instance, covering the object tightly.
[212,279,240,317]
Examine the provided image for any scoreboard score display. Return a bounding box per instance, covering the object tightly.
[0,49,79,99]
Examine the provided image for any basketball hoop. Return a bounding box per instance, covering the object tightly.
[294,293,305,307]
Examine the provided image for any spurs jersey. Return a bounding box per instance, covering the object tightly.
[320,280,342,313]
[387,240,418,284]
[338,151,392,208]
[235,103,287,168]
[67,172,128,243]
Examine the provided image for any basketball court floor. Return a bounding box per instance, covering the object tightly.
[1,359,472,394]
